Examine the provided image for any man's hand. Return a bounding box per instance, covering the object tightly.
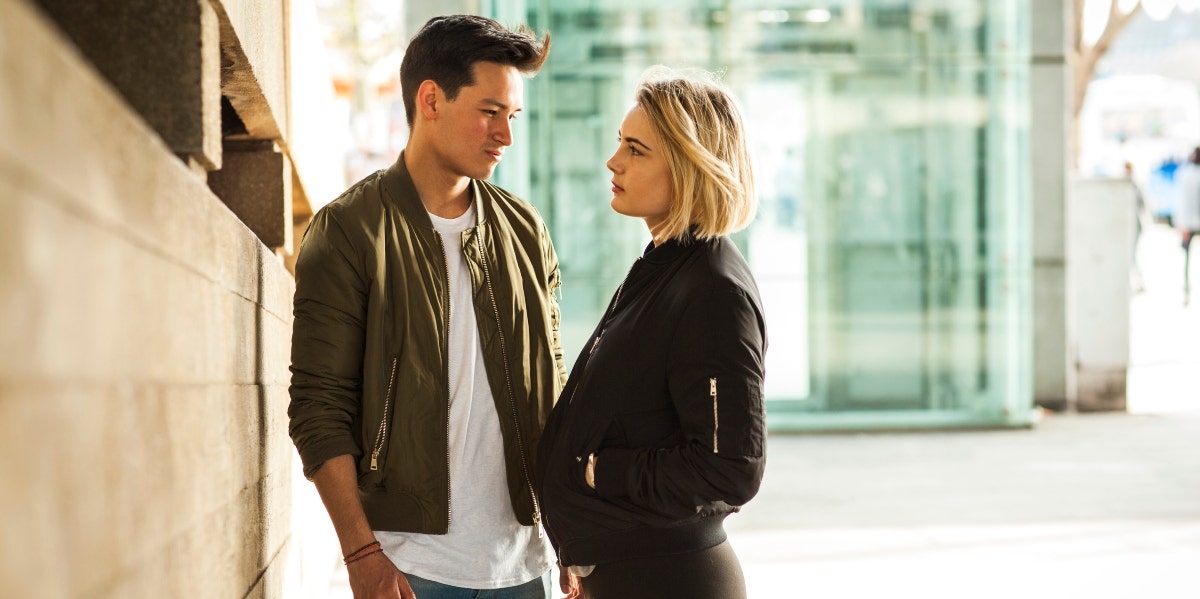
[309,455,413,598]
[347,550,414,599]
[558,564,582,599]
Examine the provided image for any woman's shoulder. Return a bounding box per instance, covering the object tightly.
[694,237,756,284]
[669,237,762,310]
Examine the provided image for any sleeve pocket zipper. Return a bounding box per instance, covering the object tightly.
[370,356,400,471]
[711,377,719,454]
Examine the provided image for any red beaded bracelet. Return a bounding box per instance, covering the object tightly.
[343,541,381,563]
[344,547,384,566]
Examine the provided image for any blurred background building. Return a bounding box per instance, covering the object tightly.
[313,0,1199,430]
[318,0,1047,431]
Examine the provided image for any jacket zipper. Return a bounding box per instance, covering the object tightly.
[565,262,635,406]
[476,234,542,536]
[436,234,453,530]
[370,356,400,470]
[711,377,719,454]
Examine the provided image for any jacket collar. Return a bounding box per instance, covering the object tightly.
[641,229,700,265]
[380,152,489,228]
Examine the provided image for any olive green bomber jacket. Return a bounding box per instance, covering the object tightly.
[287,154,566,534]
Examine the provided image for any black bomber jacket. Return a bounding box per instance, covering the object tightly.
[534,233,768,567]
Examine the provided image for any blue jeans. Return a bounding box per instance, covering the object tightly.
[402,571,551,599]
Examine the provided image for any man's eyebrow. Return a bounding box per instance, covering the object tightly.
[481,98,521,112]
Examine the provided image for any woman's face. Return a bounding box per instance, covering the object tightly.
[606,105,673,239]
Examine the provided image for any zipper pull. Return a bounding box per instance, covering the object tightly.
[589,332,603,355]
[711,377,719,454]
[370,450,379,471]
[534,511,544,538]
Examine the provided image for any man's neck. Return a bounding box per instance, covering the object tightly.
[403,146,473,219]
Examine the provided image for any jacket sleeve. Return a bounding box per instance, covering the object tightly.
[541,222,568,389]
[287,207,369,479]
[593,284,767,515]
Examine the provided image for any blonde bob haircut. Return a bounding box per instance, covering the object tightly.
[634,66,756,242]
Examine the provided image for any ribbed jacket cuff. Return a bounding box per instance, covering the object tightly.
[299,436,362,479]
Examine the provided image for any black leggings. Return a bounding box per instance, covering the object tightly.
[580,540,747,599]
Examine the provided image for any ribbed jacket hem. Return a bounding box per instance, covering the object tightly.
[556,515,729,568]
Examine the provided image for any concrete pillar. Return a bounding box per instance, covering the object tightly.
[1030,0,1071,411]
[208,140,293,250]
[32,0,223,170]
[1068,178,1134,411]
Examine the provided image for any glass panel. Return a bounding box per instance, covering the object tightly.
[489,0,1033,429]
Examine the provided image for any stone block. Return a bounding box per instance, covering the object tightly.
[213,0,288,139]
[209,141,294,250]
[32,0,222,169]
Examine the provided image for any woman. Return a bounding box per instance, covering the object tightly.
[535,67,768,599]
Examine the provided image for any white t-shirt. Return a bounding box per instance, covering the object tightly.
[375,201,554,589]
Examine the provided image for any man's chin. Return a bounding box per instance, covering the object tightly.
[471,165,498,181]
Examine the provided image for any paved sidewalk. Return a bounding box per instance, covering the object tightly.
[727,411,1200,598]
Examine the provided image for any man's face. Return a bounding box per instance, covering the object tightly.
[430,61,524,181]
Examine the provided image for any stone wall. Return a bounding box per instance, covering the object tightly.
[0,0,340,596]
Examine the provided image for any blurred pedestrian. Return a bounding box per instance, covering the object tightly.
[1175,147,1200,305]
[536,67,768,599]
[1126,161,1149,293]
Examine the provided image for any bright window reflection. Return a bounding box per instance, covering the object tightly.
[489,0,1033,429]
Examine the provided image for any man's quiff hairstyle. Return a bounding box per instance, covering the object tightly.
[634,67,757,242]
[400,15,550,127]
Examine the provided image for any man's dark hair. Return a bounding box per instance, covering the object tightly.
[400,15,550,127]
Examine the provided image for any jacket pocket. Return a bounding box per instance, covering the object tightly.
[713,376,766,458]
[366,355,400,474]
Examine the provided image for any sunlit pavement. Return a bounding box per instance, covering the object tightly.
[326,225,1200,598]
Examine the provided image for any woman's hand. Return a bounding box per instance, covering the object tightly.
[559,564,582,599]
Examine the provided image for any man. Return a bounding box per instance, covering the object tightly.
[288,15,564,599]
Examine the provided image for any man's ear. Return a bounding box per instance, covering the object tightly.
[416,80,441,121]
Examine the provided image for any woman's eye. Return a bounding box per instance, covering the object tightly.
[629,145,642,156]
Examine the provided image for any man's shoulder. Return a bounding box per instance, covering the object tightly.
[301,171,390,251]
[327,170,386,212]
[476,178,524,207]
[476,179,547,228]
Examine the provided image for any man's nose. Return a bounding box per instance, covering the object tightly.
[494,118,513,146]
